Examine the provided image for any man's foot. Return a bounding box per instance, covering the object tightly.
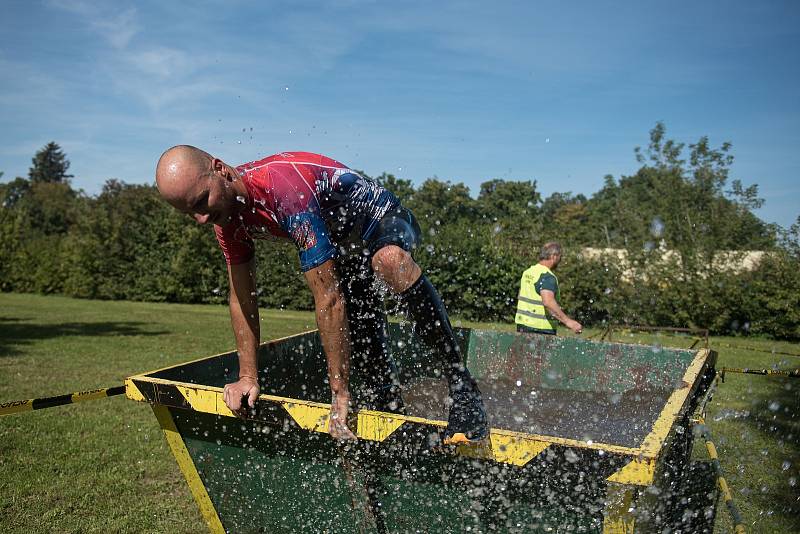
[443,385,489,444]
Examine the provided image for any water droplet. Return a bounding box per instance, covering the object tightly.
[650,217,665,238]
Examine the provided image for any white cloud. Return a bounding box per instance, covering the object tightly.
[48,0,140,49]
[91,7,139,49]
[126,46,194,80]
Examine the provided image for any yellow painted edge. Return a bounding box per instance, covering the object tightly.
[603,484,637,533]
[128,377,647,458]
[485,425,643,457]
[603,517,635,534]
[152,405,225,534]
[455,434,551,466]
[0,399,33,416]
[356,411,405,441]
[640,348,711,456]
[607,457,656,486]
[124,378,146,402]
[455,438,494,460]
[282,401,330,433]
[177,386,235,418]
[490,434,550,466]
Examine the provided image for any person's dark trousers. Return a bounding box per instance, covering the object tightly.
[516,324,556,335]
[399,274,478,395]
[336,252,403,413]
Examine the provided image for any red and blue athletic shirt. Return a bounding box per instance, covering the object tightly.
[214,152,399,272]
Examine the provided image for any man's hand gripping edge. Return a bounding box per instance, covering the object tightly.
[223,376,260,416]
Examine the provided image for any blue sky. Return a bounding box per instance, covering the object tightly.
[1,0,798,228]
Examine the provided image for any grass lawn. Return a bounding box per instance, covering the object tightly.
[1,293,797,533]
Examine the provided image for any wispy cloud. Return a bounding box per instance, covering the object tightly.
[49,0,140,49]
[2,1,797,227]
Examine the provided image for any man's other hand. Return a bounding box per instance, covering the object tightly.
[567,320,583,335]
[223,376,260,416]
[329,392,357,440]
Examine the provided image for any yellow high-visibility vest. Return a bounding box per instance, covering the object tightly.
[515,263,559,333]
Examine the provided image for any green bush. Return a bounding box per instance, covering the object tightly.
[1,176,797,340]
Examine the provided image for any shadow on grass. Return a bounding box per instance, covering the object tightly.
[0,317,169,357]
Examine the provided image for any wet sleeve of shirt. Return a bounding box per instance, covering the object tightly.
[535,273,558,295]
[214,221,255,265]
[286,212,336,272]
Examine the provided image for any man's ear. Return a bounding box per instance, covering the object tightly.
[211,158,230,179]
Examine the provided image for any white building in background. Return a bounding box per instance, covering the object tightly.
[580,246,766,281]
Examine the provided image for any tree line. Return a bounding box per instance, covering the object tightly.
[1,126,799,339]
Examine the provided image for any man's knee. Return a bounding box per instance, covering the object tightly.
[371,245,421,293]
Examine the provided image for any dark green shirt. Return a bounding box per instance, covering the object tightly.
[535,272,558,298]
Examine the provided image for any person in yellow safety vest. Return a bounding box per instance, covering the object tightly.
[515,242,582,335]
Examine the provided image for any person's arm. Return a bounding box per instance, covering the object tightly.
[540,289,582,334]
[222,258,261,414]
[304,259,356,440]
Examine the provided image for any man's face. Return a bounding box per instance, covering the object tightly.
[551,253,562,269]
[178,167,240,226]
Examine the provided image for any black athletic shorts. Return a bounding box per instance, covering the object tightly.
[366,206,421,256]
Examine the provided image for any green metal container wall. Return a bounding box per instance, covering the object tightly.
[127,325,716,533]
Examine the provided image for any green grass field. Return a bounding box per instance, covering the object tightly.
[1,293,797,533]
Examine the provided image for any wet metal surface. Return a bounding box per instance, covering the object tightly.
[402,377,671,448]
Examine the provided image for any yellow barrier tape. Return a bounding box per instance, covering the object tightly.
[1,386,124,416]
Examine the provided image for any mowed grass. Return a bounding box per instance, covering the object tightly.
[1,293,798,533]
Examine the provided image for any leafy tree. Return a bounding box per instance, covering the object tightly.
[779,216,800,259]
[2,130,797,339]
[406,178,475,228]
[539,191,590,246]
[21,182,80,235]
[29,142,74,184]
[375,172,415,205]
[586,122,775,261]
[0,177,31,224]
[477,179,541,219]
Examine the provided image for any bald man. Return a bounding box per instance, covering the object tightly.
[155,146,488,444]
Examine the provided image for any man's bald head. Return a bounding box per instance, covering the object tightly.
[154,145,245,226]
[155,145,213,206]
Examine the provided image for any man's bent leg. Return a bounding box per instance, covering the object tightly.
[372,241,488,442]
[337,254,404,414]
[397,274,488,443]
[370,210,488,442]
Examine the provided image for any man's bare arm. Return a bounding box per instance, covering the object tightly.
[223,258,261,413]
[541,289,582,334]
[304,259,355,439]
